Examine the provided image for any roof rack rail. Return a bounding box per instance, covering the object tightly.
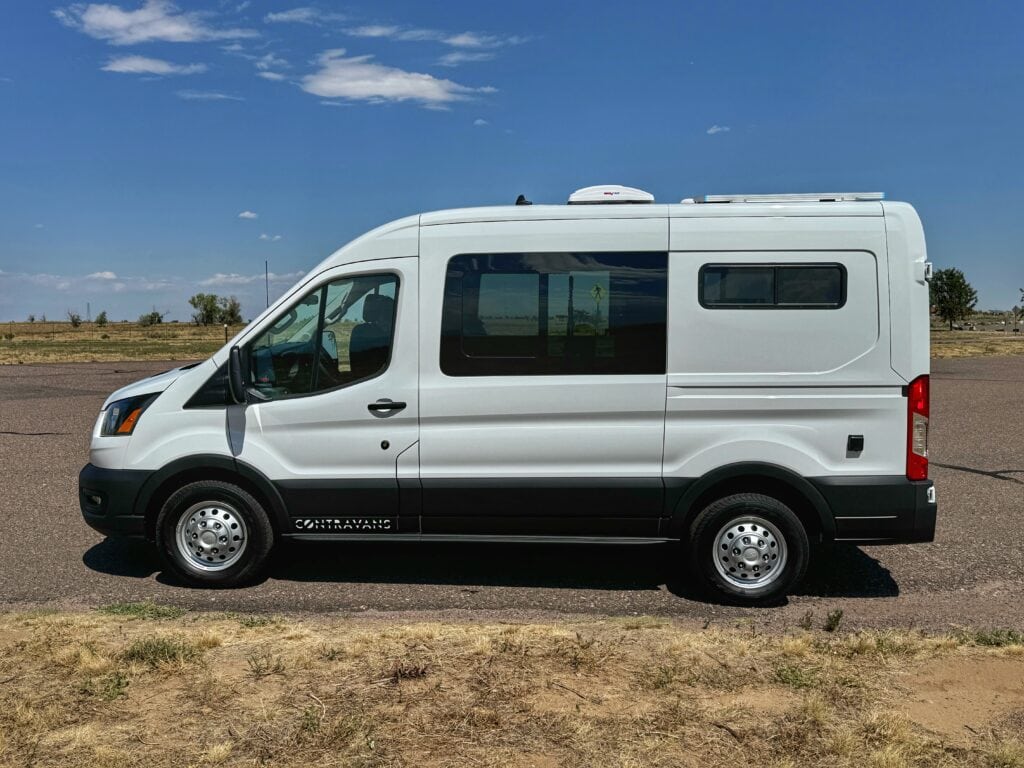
[680,192,884,204]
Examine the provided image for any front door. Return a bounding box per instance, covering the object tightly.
[418,218,669,536]
[234,258,419,534]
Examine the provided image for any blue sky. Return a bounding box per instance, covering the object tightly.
[1,1,1022,321]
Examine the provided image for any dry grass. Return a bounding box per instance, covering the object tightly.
[1,611,1022,767]
[0,321,245,364]
[930,330,1024,359]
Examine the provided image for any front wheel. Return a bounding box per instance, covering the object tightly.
[688,493,810,605]
[156,480,275,587]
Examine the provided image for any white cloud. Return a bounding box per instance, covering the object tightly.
[54,1,259,45]
[259,233,282,241]
[33,223,44,229]
[319,100,349,107]
[237,210,258,219]
[299,49,496,107]
[346,25,526,50]
[176,89,244,101]
[200,270,302,287]
[438,51,495,67]
[255,52,288,71]
[258,71,286,82]
[473,118,488,126]
[102,55,206,75]
[0,76,12,83]
[706,124,731,135]
[264,7,345,25]
[88,270,119,279]
[235,1,251,11]
[221,42,244,52]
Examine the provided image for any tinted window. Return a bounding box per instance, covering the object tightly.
[442,253,667,376]
[700,264,845,309]
[776,266,844,306]
[248,273,398,399]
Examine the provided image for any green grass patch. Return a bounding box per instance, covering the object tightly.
[122,636,202,668]
[774,663,819,689]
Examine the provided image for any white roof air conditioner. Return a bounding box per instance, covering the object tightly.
[567,185,655,205]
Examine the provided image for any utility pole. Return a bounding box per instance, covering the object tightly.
[86,302,91,323]
[265,260,270,308]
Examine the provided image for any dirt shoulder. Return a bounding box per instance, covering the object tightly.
[1,608,1022,767]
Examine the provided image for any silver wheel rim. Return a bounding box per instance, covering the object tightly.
[712,515,787,590]
[174,501,248,572]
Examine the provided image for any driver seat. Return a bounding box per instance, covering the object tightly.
[349,293,394,379]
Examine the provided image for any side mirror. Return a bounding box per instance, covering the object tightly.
[228,346,247,404]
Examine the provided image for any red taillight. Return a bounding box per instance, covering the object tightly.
[906,374,929,480]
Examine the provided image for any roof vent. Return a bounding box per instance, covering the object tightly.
[568,184,655,205]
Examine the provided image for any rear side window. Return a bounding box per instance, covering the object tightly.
[699,264,845,309]
[442,252,668,376]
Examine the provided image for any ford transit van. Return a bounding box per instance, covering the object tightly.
[79,186,937,604]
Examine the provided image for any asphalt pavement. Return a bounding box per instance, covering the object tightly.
[0,357,1022,631]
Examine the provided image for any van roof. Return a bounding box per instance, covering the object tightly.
[419,200,885,227]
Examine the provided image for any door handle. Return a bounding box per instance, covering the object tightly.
[368,399,407,413]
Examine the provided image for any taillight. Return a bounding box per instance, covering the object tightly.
[906,375,929,480]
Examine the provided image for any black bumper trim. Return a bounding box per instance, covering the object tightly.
[809,475,936,544]
[79,463,152,539]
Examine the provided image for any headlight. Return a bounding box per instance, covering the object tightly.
[101,393,159,436]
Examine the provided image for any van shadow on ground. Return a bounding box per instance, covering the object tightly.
[84,539,899,603]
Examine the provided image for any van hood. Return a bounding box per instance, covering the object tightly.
[101,362,200,410]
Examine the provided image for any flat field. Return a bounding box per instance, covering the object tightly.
[3,321,1024,364]
[1,609,1022,768]
[0,321,246,364]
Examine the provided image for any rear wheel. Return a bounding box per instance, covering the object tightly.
[156,480,274,587]
[688,493,809,604]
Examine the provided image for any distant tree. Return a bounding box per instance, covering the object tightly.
[188,293,220,326]
[95,310,108,327]
[929,268,978,330]
[138,310,166,327]
[40,313,46,322]
[26,314,34,323]
[217,295,243,325]
[67,310,82,328]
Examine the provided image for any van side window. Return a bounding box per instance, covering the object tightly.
[441,253,667,376]
[700,264,845,309]
[248,273,398,399]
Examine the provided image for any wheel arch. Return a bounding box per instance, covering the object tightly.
[134,454,290,540]
[667,462,835,543]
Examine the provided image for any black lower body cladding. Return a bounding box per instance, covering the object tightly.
[810,476,936,544]
[78,463,150,537]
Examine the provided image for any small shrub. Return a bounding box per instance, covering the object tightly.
[798,610,814,631]
[2,332,13,341]
[247,651,285,679]
[824,609,844,633]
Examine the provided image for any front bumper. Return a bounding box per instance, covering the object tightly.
[810,476,937,544]
[79,463,150,538]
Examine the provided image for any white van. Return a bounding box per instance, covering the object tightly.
[79,187,936,604]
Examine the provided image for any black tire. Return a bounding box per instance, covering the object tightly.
[688,492,809,605]
[156,479,275,587]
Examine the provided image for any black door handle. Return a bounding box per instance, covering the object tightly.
[368,400,407,413]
